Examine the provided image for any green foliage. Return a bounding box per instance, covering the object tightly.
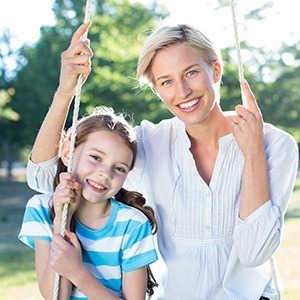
[8,0,170,154]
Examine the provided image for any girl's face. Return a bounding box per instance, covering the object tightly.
[70,130,133,204]
[151,42,221,128]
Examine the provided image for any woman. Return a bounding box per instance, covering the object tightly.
[26,22,298,299]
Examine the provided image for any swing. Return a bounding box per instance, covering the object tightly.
[52,1,92,299]
[52,0,281,298]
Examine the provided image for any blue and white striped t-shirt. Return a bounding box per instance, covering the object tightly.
[19,194,158,299]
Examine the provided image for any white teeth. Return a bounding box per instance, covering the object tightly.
[88,180,105,190]
[179,99,198,109]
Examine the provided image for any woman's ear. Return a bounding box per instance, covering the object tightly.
[213,60,222,83]
[60,139,70,167]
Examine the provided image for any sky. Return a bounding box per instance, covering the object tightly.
[0,0,299,53]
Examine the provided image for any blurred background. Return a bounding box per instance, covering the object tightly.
[0,0,299,299]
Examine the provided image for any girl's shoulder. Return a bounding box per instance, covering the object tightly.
[26,193,52,209]
[113,199,149,224]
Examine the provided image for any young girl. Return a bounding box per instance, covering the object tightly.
[19,106,158,299]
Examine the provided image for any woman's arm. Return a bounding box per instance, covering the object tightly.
[231,79,298,266]
[31,22,92,163]
[231,79,270,220]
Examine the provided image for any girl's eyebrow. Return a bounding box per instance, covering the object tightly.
[90,148,131,169]
[156,63,200,82]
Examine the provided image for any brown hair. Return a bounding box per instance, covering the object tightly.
[51,106,158,296]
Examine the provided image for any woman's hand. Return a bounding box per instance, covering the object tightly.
[50,230,83,281]
[230,79,264,159]
[57,22,93,99]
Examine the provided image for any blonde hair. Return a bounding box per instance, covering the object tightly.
[137,24,223,86]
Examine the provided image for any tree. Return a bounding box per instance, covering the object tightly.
[10,0,169,154]
[0,29,23,181]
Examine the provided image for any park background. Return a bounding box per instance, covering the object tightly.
[0,0,299,299]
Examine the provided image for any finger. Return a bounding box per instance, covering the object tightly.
[59,172,75,184]
[70,22,91,46]
[61,43,93,63]
[229,114,242,125]
[241,79,260,114]
[235,104,256,122]
[64,230,81,249]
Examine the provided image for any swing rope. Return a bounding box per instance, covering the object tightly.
[52,1,92,299]
[229,1,280,298]
[229,0,244,83]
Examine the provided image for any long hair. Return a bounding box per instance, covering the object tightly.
[50,106,158,296]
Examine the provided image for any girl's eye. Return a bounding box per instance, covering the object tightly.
[90,155,101,162]
[115,166,127,174]
[187,70,198,77]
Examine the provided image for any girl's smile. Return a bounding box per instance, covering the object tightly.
[69,130,133,205]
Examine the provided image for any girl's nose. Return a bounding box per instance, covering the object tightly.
[98,168,112,181]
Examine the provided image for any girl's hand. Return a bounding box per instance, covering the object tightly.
[57,22,93,99]
[230,79,264,158]
[50,230,83,280]
[53,172,81,219]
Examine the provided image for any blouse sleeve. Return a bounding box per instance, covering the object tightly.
[26,156,59,194]
[233,130,299,267]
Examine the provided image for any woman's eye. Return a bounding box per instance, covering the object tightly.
[162,79,172,86]
[187,70,197,77]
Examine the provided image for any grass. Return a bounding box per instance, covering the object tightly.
[0,175,299,300]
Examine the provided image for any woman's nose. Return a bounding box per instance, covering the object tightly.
[177,79,192,99]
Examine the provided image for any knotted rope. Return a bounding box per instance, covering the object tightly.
[53,1,92,299]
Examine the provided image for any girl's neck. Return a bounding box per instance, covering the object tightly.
[76,199,111,230]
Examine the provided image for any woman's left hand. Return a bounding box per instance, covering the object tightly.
[230,79,265,158]
[50,229,83,280]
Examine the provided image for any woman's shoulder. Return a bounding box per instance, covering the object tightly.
[135,116,181,134]
[263,123,298,150]
[134,117,185,146]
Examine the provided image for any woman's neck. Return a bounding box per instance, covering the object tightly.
[186,106,232,149]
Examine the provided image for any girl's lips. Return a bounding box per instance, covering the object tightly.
[87,179,106,191]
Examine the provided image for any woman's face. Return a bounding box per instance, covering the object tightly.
[151,42,221,127]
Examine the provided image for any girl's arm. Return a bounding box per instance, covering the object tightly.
[52,231,148,300]
[35,239,72,300]
[33,172,82,299]
[31,22,92,164]
[122,267,148,300]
